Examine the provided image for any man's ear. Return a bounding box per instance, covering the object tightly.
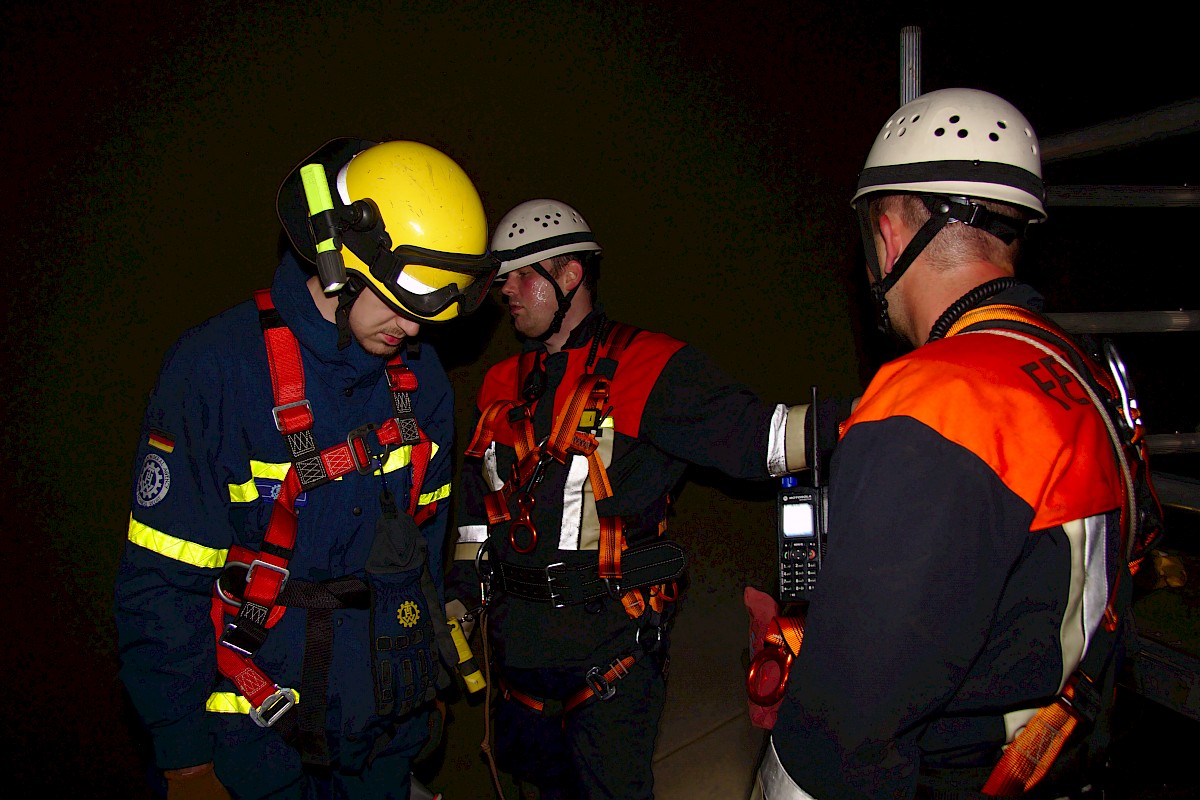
[559,258,584,292]
[877,213,908,276]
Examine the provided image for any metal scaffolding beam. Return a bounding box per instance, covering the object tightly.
[1041,98,1200,163]
[1049,310,1200,334]
[1047,185,1200,208]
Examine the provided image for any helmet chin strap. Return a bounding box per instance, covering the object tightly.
[335,274,367,350]
[529,262,580,342]
[856,194,1026,338]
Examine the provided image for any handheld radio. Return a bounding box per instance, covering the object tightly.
[776,386,829,603]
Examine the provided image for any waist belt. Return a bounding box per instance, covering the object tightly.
[494,540,685,607]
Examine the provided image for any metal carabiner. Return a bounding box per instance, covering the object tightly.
[1103,340,1140,435]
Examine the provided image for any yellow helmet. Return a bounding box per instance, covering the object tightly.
[278,138,497,322]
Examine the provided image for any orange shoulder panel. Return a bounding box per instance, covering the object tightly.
[605,330,686,439]
[844,332,1122,531]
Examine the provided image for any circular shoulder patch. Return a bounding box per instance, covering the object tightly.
[136,453,172,507]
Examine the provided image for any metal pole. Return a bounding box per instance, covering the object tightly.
[901,26,922,104]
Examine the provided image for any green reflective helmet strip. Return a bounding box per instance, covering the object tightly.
[127,515,228,569]
[300,163,337,255]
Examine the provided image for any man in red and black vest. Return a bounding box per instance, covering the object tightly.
[449,199,824,799]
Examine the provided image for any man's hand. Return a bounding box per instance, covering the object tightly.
[164,762,231,800]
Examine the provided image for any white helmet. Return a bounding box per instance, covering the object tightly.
[491,199,602,276]
[852,88,1046,220]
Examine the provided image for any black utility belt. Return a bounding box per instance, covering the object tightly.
[494,540,686,608]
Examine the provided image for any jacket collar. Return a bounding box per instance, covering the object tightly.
[271,253,391,391]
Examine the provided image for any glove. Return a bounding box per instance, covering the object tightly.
[164,762,232,800]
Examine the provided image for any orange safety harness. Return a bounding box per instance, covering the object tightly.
[209,289,437,760]
[464,320,680,620]
[465,321,685,728]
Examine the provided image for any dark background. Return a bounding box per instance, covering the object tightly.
[3,1,1196,795]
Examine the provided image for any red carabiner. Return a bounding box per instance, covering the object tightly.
[509,493,538,554]
[747,644,793,706]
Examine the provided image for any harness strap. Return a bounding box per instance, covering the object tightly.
[499,654,639,723]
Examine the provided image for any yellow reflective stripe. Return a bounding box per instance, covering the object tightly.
[228,460,292,503]
[127,515,228,569]
[206,692,252,714]
[378,441,441,476]
[206,690,301,714]
[420,482,451,507]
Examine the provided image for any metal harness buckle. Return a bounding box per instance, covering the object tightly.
[545,562,567,608]
[347,423,384,475]
[250,686,297,728]
[271,399,312,432]
[585,666,616,701]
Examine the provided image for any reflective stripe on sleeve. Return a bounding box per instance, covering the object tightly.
[127,514,228,569]
[457,524,489,543]
[419,481,451,507]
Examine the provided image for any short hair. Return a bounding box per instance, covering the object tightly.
[868,194,1027,272]
[548,252,601,298]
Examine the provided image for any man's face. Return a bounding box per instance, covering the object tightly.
[349,287,421,357]
[499,259,566,338]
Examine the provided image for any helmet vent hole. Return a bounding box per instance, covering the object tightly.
[957,129,969,138]
[934,127,946,137]
[912,114,920,122]
[989,132,999,141]
[997,120,1008,130]
[949,115,960,123]
[897,127,907,137]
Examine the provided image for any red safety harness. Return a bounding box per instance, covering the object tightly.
[209,289,436,745]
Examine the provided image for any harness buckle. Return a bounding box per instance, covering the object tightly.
[246,558,290,592]
[585,666,616,701]
[347,423,383,475]
[220,619,266,657]
[271,399,312,432]
[249,686,298,728]
[545,562,567,608]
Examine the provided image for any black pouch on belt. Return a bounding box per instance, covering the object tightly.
[366,497,458,717]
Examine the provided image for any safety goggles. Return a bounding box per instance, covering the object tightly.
[360,242,500,319]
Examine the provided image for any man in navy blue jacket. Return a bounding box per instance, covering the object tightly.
[115,138,497,798]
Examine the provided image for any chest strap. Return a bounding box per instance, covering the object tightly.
[464,322,642,581]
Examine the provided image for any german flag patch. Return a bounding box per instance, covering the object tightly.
[148,428,176,454]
